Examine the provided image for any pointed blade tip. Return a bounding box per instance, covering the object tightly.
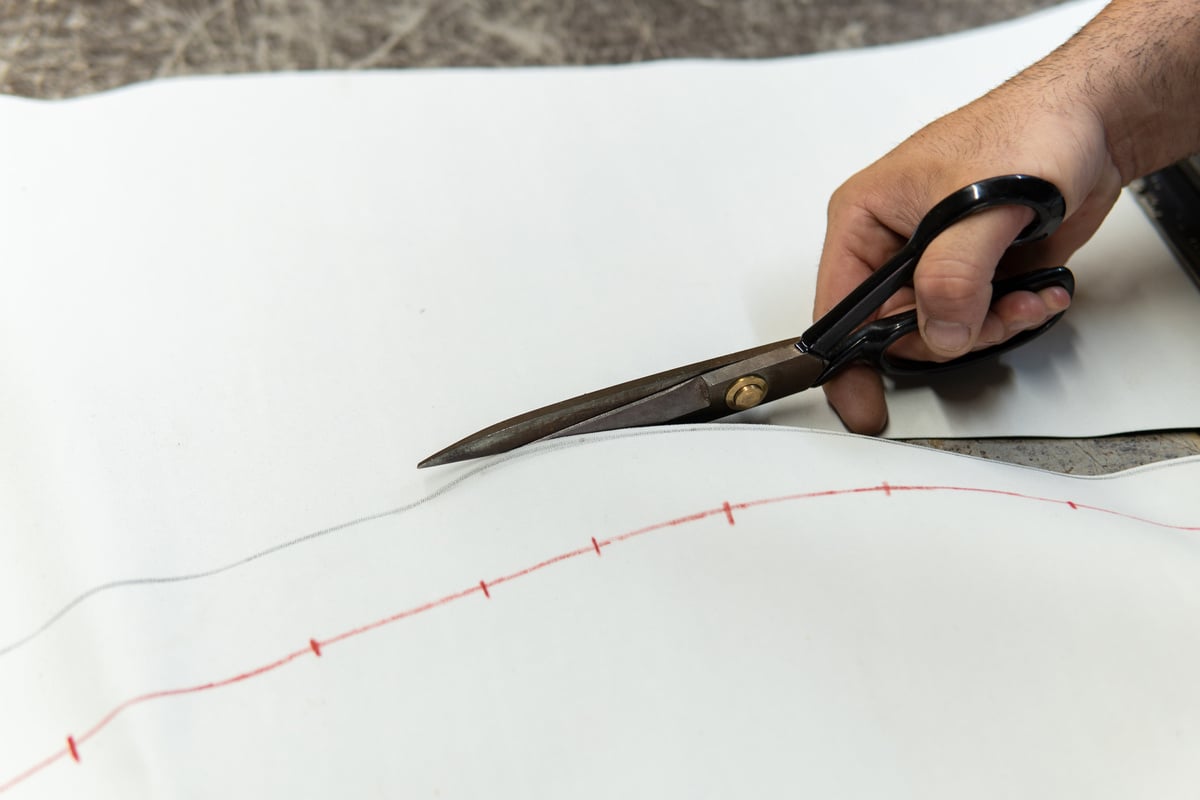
[417,435,515,469]
[416,450,459,469]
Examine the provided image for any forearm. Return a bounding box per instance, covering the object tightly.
[1022,0,1200,183]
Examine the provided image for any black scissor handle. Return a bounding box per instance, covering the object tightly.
[801,174,1067,361]
[811,265,1075,383]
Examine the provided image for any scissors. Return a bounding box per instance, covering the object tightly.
[419,174,1073,468]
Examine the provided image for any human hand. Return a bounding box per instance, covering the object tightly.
[815,0,1200,434]
[814,85,1122,433]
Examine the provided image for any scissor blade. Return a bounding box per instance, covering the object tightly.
[418,337,825,468]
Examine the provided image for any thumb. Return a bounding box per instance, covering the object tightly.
[914,204,1034,358]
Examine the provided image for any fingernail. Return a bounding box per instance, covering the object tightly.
[1006,320,1036,336]
[977,315,1006,345]
[1042,286,1072,312]
[923,319,971,354]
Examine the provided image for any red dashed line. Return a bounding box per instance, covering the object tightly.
[3,481,1197,795]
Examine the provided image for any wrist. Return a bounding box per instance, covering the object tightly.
[1050,0,1200,183]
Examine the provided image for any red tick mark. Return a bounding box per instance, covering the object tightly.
[882,481,892,497]
[723,501,735,525]
[66,737,79,763]
[309,639,322,656]
[592,537,602,556]
[1068,501,1078,509]
[479,580,490,599]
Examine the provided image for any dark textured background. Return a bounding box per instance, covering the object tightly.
[2,0,1197,473]
[2,0,1069,98]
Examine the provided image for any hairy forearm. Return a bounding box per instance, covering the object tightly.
[1027,0,1200,182]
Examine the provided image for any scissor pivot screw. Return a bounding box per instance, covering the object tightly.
[725,375,768,410]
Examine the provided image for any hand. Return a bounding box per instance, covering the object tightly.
[814,83,1122,433]
[815,0,1200,434]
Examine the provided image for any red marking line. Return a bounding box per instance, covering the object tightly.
[488,544,598,591]
[3,481,1198,794]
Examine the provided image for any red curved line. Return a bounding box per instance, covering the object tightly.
[2,481,1195,793]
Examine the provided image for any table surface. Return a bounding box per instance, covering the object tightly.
[4,0,1197,474]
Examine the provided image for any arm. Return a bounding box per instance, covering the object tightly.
[816,0,1200,434]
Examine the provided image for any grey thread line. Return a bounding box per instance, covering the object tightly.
[0,439,543,659]
[1,422,1163,660]
[2,425,711,660]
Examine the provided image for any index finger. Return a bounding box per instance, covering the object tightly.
[813,197,912,434]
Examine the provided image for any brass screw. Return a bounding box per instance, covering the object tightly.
[725,375,768,411]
